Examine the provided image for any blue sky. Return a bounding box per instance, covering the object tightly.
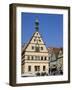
[21,12,63,48]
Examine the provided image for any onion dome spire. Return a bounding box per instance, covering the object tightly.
[35,17,39,31]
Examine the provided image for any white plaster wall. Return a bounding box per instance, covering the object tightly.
[24,62,48,74]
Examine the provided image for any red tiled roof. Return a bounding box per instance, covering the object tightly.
[47,47,63,57]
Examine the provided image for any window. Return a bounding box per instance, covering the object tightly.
[35,56,37,60]
[32,46,34,50]
[31,56,34,60]
[38,56,40,60]
[49,57,50,60]
[38,66,39,71]
[35,47,40,52]
[35,43,40,52]
[27,56,30,60]
[45,57,47,60]
[41,47,43,50]
[35,56,40,60]
[39,39,41,42]
[35,66,40,71]
[35,66,37,71]
[34,39,36,42]
[43,66,46,71]
[41,56,43,60]
[37,33,38,35]
[28,66,31,72]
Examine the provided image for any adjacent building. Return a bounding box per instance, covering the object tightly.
[57,49,63,74]
[48,48,63,75]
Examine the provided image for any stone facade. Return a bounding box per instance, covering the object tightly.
[21,18,49,77]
